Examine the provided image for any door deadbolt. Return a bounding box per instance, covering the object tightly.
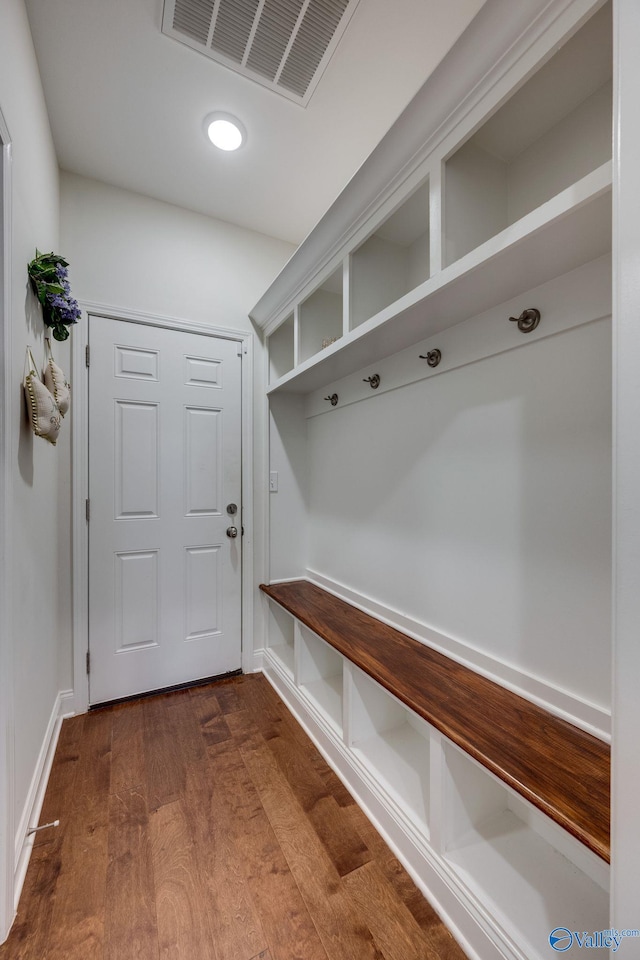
[226,526,238,539]
[226,503,238,515]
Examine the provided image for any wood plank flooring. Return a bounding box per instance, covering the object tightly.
[0,673,467,960]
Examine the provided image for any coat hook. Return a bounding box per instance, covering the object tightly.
[363,374,380,389]
[509,308,540,333]
[419,348,442,368]
[324,393,339,406]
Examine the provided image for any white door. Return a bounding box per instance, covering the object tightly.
[88,316,243,704]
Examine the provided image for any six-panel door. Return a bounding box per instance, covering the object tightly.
[88,316,242,704]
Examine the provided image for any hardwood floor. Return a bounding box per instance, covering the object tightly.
[1,673,467,960]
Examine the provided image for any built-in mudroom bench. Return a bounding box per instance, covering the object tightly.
[261,579,609,861]
[259,580,609,960]
[251,0,614,957]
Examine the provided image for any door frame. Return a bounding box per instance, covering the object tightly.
[71,304,254,714]
[0,106,14,943]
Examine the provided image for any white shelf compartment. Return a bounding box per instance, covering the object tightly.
[266,599,296,678]
[349,667,430,836]
[350,180,430,330]
[267,164,611,396]
[298,266,344,364]
[268,312,294,383]
[443,743,609,960]
[444,1,611,267]
[297,624,343,734]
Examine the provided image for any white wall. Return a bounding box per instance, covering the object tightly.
[60,172,294,330]
[0,0,66,938]
[304,318,612,718]
[60,171,295,683]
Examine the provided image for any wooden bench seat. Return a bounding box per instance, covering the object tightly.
[260,579,610,862]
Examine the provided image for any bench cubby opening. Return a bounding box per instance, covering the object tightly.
[266,600,295,677]
[443,742,609,959]
[349,667,430,835]
[297,624,344,734]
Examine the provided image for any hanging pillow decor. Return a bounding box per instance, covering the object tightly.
[43,337,71,417]
[27,250,81,341]
[23,347,62,445]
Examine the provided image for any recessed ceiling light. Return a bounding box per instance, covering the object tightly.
[204,112,246,151]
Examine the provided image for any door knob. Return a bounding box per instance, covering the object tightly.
[226,526,238,539]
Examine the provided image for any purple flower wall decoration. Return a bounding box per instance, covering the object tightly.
[27,250,81,341]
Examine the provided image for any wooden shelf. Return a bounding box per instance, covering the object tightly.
[260,579,610,862]
[267,165,611,396]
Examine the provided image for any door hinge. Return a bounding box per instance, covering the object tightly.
[85,498,90,522]
[236,342,242,357]
[85,344,90,367]
[86,650,90,674]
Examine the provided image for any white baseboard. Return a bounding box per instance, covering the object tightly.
[13,690,74,911]
[305,570,611,742]
[252,648,266,672]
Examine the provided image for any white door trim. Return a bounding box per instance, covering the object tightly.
[71,302,254,715]
[0,106,14,943]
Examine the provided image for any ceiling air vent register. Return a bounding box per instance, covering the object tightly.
[162,0,361,105]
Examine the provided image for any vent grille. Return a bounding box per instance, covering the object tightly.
[162,0,360,105]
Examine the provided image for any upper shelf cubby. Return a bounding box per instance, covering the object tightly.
[350,180,430,329]
[298,267,343,364]
[268,312,294,383]
[256,0,613,398]
[444,1,612,266]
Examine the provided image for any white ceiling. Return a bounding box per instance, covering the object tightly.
[25,0,485,246]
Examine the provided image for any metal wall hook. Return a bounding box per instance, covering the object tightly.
[419,348,442,368]
[363,374,380,389]
[509,308,540,333]
[324,393,339,406]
